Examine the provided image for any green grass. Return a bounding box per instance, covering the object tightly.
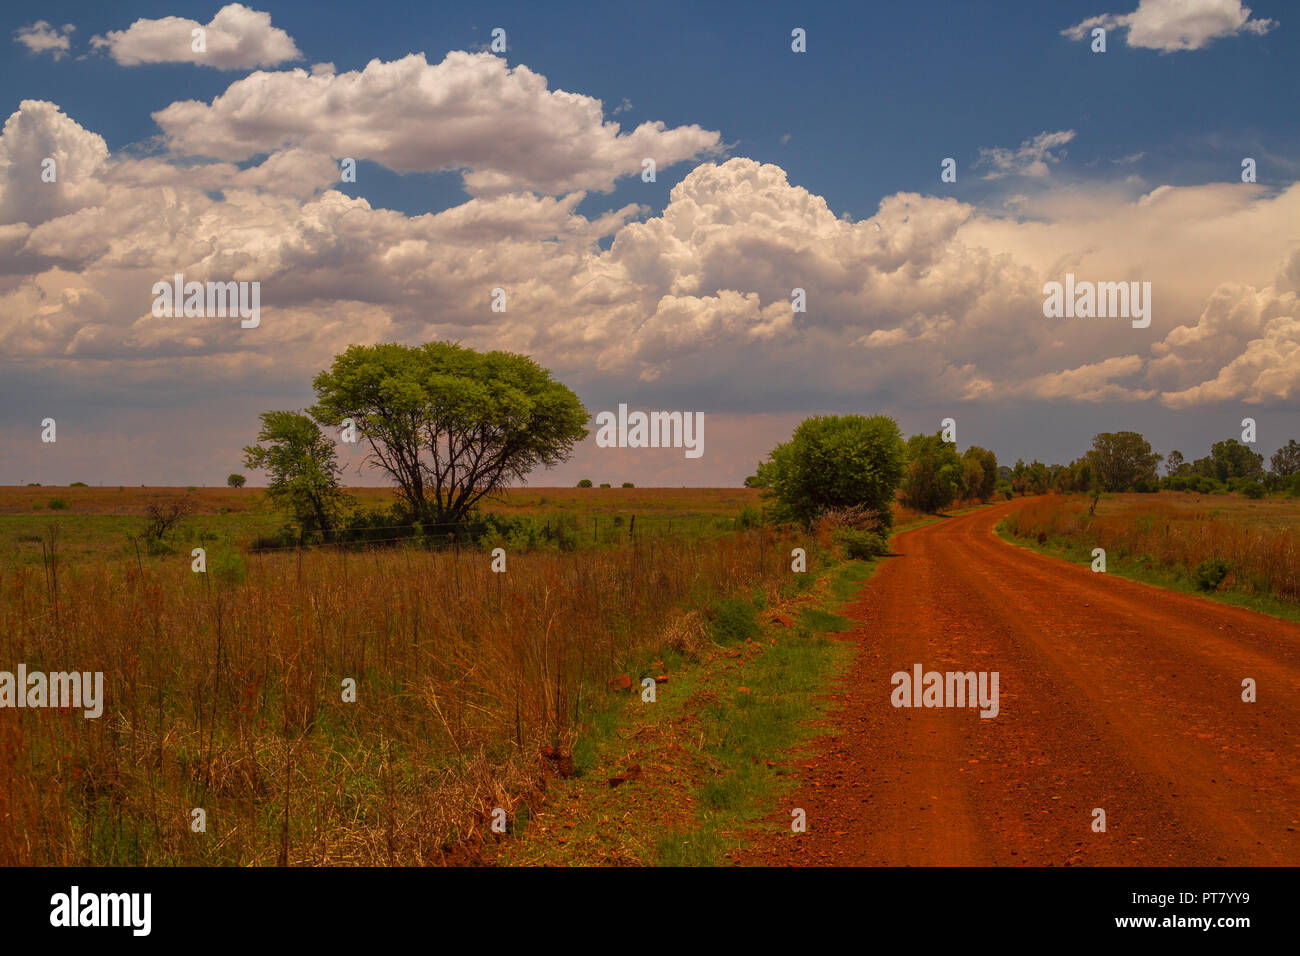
[995,519,1300,625]
[0,512,283,566]
[0,505,767,568]
[653,558,879,866]
[709,597,763,645]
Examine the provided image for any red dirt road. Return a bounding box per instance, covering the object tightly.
[742,500,1300,866]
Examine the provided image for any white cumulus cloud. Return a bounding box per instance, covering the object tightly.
[90,3,301,69]
[152,51,722,195]
[1062,0,1277,53]
[13,21,75,59]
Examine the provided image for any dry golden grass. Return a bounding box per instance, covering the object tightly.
[0,520,812,866]
[1003,492,1300,603]
[0,485,762,516]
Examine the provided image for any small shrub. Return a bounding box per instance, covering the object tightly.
[1241,482,1265,500]
[835,528,887,560]
[250,526,299,551]
[1193,558,1229,592]
[576,479,593,488]
[70,481,87,487]
[210,551,247,585]
[47,498,68,510]
[144,537,177,557]
[599,483,611,489]
[622,482,635,488]
[709,598,760,645]
[736,506,762,530]
[337,504,417,545]
[141,494,195,544]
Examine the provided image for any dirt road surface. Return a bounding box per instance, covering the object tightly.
[741,500,1300,866]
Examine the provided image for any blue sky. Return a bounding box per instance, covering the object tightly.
[2,0,1298,485]
[11,1,1296,219]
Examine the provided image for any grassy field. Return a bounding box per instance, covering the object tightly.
[0,483,843,866]
[0,485,765,566]
[998,492,1300,619]
[489,559,873,866]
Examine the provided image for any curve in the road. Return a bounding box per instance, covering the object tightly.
[742,500,1300,866]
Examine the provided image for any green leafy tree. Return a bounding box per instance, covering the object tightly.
[1026,460,1051,495]
[1164,450,1186,477]
[960,446,998,501]
[1058,456,1099,508]
[576,479,593,488]
[1086,432,1162,492]
[760,414,906,527]
[226,473,246,488]
[960,456,985,501]
[310,342,588,526]
[1271,439,1300,476]
[901,432,962,513]
[1010,458,1029,496]
[1195,438,1264,482]
[242,412,348,536]
[744,459,778,489]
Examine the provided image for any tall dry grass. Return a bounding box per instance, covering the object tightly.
[1003,494,1300,602]
[0,526,812,865]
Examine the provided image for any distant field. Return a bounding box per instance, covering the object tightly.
[1001,491,1300,612]
[0,485,764,566]
[1080,490,1300,529]
[0,485,762,516]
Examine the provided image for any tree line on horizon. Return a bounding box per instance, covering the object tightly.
[743,419,1300,530]
[233,339,1300,548]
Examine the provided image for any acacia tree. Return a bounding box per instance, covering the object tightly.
[309,342,588,526]
[242,411,348,537]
